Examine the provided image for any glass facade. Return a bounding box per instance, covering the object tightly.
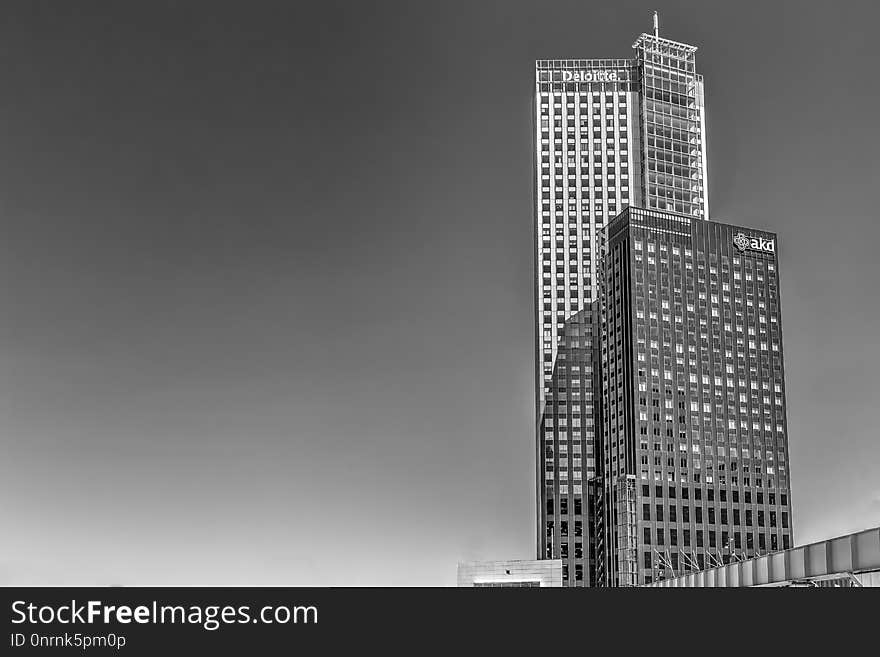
[633,34,708,218]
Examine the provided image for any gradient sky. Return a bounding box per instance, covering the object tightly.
[1,1,878,586]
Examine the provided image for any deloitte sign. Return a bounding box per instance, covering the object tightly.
[560,70,621,82]
[733,232,775,254]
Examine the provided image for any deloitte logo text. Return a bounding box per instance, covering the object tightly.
[733,232,775,254]
[561,70,620,82]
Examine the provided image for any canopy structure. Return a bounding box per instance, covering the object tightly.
[644,526,880,587]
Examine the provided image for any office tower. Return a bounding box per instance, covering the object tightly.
[533,16,708,586]
[600,207,793,586]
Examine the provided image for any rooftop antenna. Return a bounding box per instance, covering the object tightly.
[653,11,659,37]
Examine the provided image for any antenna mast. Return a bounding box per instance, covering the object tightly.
[653,11,659,37]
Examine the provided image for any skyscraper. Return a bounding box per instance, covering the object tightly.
[599,208,793,586]
[533,16,709,586]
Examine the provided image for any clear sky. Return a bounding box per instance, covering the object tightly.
[1,1,878,586]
